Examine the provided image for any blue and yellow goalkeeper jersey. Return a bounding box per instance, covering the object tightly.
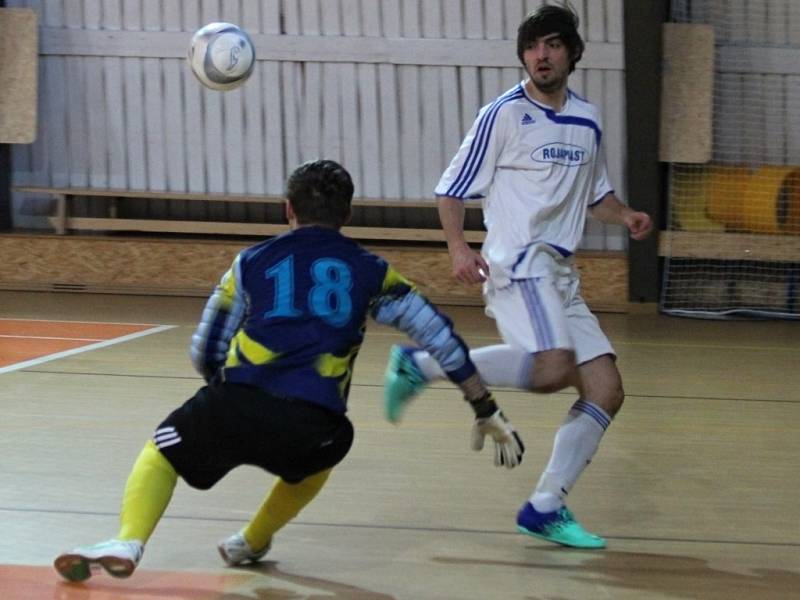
[190,226,476,414]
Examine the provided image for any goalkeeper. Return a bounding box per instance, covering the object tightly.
[53,159,524,583]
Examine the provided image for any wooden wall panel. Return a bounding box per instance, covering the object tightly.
[0,234,628,312]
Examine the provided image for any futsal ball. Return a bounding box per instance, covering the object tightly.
[188,22,255,91]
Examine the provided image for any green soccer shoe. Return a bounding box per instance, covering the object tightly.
[516,503,606,549]
[383,345,427,423]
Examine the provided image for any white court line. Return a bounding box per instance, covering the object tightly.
[0,334,105,342]
[0,317,161,326]
[0,324,176,375]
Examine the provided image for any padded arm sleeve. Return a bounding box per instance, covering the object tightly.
[371,286,476,384]
[189,254,247,381]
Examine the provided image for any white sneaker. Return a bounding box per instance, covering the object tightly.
[217,531,271,566]
[54,539,144,582]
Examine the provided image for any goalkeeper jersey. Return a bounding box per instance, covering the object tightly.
[190,226,475,414]
[436,82,614,284]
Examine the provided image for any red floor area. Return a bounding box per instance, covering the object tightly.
[0,319,158,369]
[0,565,253,599]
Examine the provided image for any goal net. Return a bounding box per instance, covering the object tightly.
[660,0,800,319]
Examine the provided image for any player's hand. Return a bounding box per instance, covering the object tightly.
[624,211,653,241]
[450,244,489,285]
[471,410,525,468]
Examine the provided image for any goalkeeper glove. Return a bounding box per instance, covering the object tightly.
[470,408,525,469]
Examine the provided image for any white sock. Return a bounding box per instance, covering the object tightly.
[412,344,534,388]
[530,399,611,513]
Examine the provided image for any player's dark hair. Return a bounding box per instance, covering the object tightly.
[286,159,353,228]
[517,2,584,73]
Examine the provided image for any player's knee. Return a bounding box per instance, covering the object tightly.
[594,382,624,417]
[530,349,577,393]
[609,384,625,415]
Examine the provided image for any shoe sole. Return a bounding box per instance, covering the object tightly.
[218,542,270,567]
[54,553,136,582]
[218,544,241,567]
[516,525,607,549]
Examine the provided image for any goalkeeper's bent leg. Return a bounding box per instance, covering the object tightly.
[243,469,332,551]
[118,439,178,544]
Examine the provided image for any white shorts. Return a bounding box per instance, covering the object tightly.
[483,269,615,365]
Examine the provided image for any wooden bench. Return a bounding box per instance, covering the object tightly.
[8,186,632,311]
[12,186,487,243]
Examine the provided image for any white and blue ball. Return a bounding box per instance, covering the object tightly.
[188,22,255,91]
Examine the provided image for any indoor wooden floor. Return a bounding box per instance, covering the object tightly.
[0,289,798,600]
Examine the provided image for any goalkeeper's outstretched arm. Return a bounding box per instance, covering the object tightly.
[371,280,524,468]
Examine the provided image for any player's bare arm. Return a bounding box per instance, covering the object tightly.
[589,192,653,241]
[437,196,490,284]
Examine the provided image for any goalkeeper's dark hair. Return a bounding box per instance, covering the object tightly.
[517,2,584,73]
[286,159,353,228]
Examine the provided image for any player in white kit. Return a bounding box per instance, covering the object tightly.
[385,3,652,548]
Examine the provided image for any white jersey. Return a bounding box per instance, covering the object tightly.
[436,82,613,285]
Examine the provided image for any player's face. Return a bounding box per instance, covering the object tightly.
[522,33,571,94]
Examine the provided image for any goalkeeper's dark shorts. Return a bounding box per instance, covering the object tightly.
[154,382,354,488]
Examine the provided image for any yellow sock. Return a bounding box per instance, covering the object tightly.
[117,440,178,544]
[243,469,331,551]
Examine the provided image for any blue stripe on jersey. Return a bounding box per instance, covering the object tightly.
[511,247,529,273]
[510,243,572,277]
[571,399,611,430]
[446,86,525,198]
[568,88,588,102]
[547,243,572,257]
[525,95,602,144]
[542,109,602,144]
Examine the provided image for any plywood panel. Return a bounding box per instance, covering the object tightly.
[0,234,628,311]
[0,8,37,143]
[659,23,715,164]
[659,230,800,262]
